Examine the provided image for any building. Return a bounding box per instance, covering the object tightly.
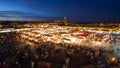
[53,16,67,25]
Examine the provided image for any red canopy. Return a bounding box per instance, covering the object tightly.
[78,33,88,37]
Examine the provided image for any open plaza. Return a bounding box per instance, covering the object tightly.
[0,24,120,68]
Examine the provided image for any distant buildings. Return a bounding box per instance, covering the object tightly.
[52,16,67,25]
[0,18,120,32]
[0,24,3,28]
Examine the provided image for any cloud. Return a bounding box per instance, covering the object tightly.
[0,11,40,16]
[0,10,63,21]
[0,11,46,21]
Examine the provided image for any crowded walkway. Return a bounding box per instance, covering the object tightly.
[0,28,120,68]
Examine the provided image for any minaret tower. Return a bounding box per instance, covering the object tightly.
[63,16,67,25]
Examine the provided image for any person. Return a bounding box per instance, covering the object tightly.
[45,62,52,68]
[31,61,34,68]
[2,62,6,68]
[65,58,70,68]
[62,64,66,68]
[0,62,2,68]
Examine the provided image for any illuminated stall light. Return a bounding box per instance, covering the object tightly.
[110,57,118,63]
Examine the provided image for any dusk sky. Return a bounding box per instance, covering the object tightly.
[0,0,120,22]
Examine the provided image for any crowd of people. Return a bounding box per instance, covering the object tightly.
[0,31,120,68]
[0,41,110,68]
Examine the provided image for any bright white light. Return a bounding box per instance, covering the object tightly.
[95,42,101,45]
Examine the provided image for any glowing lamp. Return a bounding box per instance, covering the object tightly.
[111,57,117,63]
